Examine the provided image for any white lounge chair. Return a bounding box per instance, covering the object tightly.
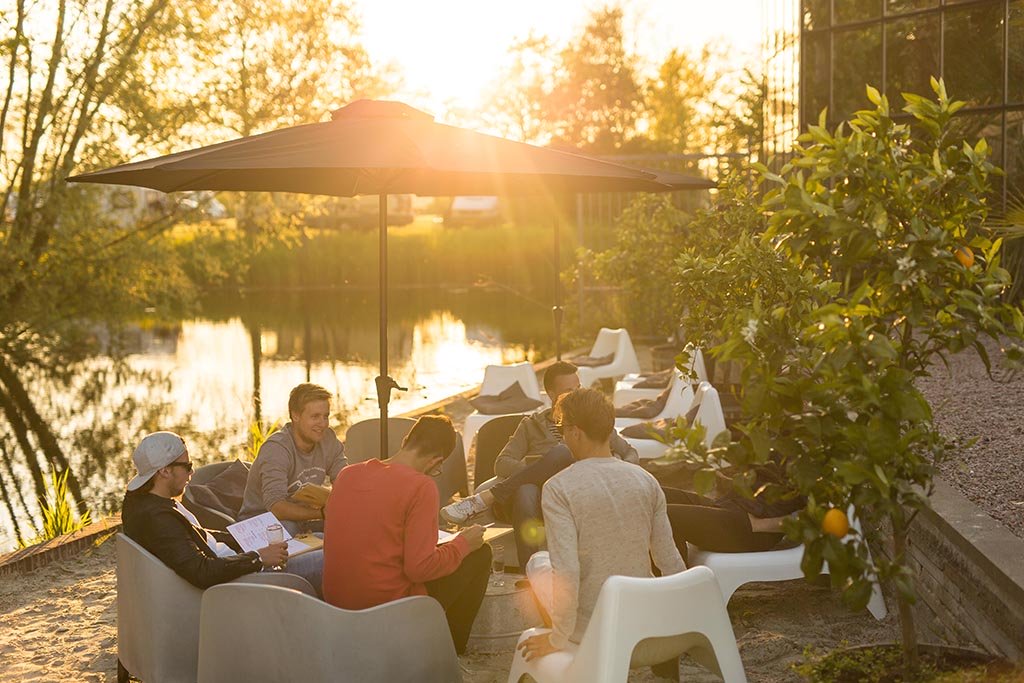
[507,566,747,683]
[621,381,727,460]
[197,583,462,683]
[614,347,707,407]
[116,534,316,683]
[575,328,642,388]
[687,509,887,621]
[462,362,544,459]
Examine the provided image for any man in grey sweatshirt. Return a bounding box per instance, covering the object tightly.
[517,387,686,680]
[239,383,347,536]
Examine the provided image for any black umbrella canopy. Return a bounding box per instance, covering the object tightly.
[69,99,714,458]
[68,100,714,195]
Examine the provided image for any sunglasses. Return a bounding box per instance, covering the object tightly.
[167,461,194,473]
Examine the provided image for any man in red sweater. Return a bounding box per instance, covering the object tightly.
[322,415,490,654]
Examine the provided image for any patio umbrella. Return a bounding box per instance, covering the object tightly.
[69,99,714,457]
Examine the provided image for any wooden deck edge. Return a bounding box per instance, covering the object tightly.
[0,515,121,578]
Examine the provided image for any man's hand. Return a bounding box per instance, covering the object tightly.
[457,524,485,551]
[517,632,558,661]
[256,542,288,568]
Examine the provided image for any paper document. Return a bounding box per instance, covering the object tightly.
[437,526,513,545]
[288,534,323,557]
[227,512,293,552]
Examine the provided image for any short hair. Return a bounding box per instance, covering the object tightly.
[402,415,456,459]
[543,361,579,397]
[553,388,614,442]
[288,383,331,419]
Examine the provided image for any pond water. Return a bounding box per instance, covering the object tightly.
[0,288,554,553]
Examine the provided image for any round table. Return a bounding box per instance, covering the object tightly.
[466,573,546,653]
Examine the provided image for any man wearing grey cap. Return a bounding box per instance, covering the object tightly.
[121,431,322,590]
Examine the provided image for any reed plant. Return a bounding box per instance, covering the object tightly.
[246,420,281,460]
[19,469,92,548]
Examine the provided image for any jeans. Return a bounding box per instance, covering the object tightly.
[425,544,492,654]
[490,444,574,566]
[270,547,324,598]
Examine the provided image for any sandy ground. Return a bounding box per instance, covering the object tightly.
[0,532,894,682]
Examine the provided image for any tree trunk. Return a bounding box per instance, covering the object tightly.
[892,513,920,677]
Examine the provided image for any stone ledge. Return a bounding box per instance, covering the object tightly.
[922,479,1024,607]
[0,515,121,578]
[906,477,1024,661]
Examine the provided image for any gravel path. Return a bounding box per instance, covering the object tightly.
[918,338,1024,539]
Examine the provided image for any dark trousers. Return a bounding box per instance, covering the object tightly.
[489,444,573,566]
[663,488,782,563]
[425,544,492,655]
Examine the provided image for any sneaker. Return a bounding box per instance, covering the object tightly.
[441,495,489,525]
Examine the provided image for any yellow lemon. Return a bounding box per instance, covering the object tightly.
[822,508,850,538]
[955,245,975,268]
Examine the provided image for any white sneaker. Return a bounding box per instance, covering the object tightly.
[441,495,489,525]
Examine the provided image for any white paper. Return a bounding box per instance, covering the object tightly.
[227,512,292,553]
[437,529,456,544]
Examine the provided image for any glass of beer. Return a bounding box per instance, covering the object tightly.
[266,523,285,571]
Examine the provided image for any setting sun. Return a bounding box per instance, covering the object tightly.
[357,0,763,117]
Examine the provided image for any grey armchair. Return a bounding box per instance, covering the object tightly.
[197,583,462,682]
[116,533,316,683]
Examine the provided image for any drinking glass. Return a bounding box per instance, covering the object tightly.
[266,523,285,571]
[491,554,505,588]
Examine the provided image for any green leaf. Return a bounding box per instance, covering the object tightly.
[692,468,717,496]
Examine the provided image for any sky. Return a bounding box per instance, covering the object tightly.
[355,0,763,115]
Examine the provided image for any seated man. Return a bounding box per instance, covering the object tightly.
[239,382,347,536]
[121,431,323,591]
[442,361,638,564]
[322,415,490,655]
[517,388,686,680]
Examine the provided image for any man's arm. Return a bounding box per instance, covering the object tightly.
[144,511,261,589]
[403,479,470,583]
[611,430,639,464]
[256,442,320,522]
[493,418,532,480]
[649,483,686,574]
[541,481,580,650]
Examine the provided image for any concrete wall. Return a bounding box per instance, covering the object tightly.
[902,479,1024,661]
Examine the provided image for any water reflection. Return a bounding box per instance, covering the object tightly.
[0,289,553,553]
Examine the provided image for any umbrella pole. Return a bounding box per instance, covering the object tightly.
[375,194,407,460]
[377,194,390,459]
[553,214,563,360]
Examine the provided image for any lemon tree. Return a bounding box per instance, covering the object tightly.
[670,79,1023,674]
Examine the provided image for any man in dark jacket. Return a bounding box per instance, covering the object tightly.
[121,431,320,589]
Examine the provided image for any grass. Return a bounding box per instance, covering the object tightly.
[18,469,92,548]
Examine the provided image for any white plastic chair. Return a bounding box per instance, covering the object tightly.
[687,509,887,621]
[614,348,707,407]
[507,566,747,683]
[614,376,695,432]
[576,328,642,388]
[198,583,462,683]
[116,534,316,683]
[621,381,726,460]
[463,362,544,459]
